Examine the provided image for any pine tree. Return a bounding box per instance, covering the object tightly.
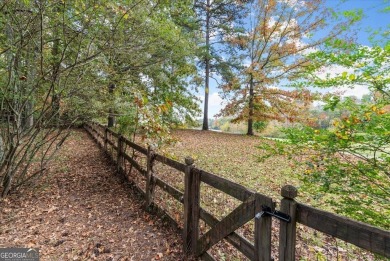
[193,0,249,130]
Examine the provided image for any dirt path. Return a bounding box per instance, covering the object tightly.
[0,130,184,261]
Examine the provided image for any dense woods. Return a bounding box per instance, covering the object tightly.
[0,0,199,196]
[0,0,389,251]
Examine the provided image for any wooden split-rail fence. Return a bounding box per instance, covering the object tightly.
[84,122,389,260]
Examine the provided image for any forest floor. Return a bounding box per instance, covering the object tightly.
[0,129,184,261]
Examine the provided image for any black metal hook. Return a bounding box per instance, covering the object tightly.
[255,206,291,223]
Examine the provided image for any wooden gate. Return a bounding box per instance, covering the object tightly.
[85,122,390,261]
[183,163,275,261]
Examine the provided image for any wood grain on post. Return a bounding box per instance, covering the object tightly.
[116,135,123,173]
[279,185,298,261]
[254,193,273,261]
[145,145,155,209]
[183,157,195,255]
[191,168,201,257]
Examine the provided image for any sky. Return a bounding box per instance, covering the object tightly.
[198,0,390,118]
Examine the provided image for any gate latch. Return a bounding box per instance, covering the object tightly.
[255,206,291,223]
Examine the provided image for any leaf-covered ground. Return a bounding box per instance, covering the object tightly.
[0,129,379,261]
[0,130,184,261]
[155,129,378,260]
[163,129,301,200]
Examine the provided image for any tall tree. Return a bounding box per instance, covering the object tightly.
[193,0,249,130]
[222,0,359,135]
[97,1,200,142]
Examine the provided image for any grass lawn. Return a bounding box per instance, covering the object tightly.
[145,129,384,260]
[124,127,386,260]
[162,129,304,202]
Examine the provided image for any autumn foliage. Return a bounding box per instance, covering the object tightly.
[220,0,355,134]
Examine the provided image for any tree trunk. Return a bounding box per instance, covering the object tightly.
[107,83,115,127]
[51,3,61,126]
[202,0,211,131]
[22,35,39,130]
[21,101,34,130]
[108,109,115,127]
[247,75,254,136]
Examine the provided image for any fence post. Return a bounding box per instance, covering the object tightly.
[145,145,155,209]
[191,163,200,257]
[279,185,297,261]
[183,157,200,256]
[254,194,273,261]
[116,135,123,173]
[104,127,108,151]
[93,124,98,141]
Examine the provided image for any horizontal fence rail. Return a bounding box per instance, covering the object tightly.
[84,122,390,260]
[297,203,390,257]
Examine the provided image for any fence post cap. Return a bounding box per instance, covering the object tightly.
[281,185,297,199]
[185,157,194,165]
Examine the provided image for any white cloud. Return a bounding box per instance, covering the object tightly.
[198,92,224,106]
[209,92,225,106]
[278,0,306,9]
[316,65,353,79]
[339,85,370,98]
[197,92,226,117]
[315,65,370,99]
